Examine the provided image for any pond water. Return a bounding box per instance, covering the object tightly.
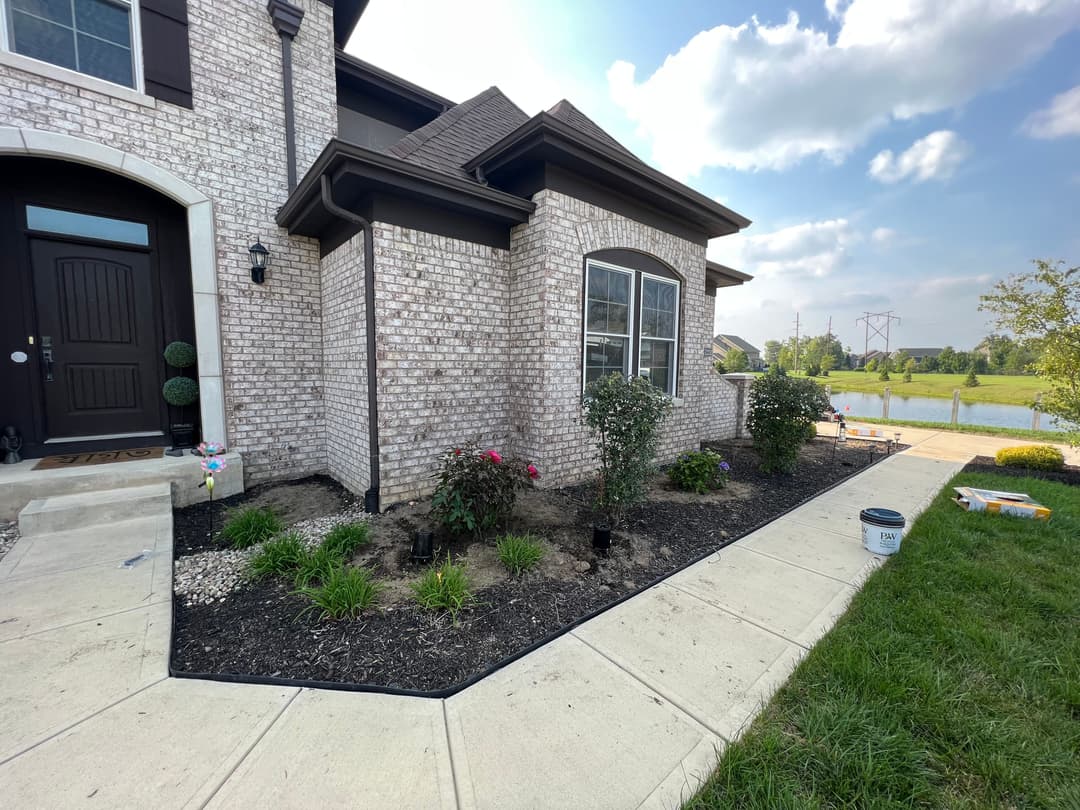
[828,391,1069,433]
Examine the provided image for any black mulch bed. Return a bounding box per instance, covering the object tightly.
[172,438,899,693]
[962,455,1080,486]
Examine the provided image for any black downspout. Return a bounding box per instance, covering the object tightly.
[267,0,303,191]
[321,175,380,513]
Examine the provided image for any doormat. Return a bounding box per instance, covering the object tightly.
[34,447,166,471]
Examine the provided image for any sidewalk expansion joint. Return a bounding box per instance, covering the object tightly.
[663,581,811,651]
[0,598,171,644]
[441,699,465,810]
[736,544,865,587]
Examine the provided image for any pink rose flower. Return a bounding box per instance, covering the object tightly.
[527,464,540,479]
[484,449,502,463]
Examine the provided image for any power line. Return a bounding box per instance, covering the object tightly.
[856,311,902,369]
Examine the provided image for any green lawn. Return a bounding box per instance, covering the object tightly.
[845,416,1073,444]
[818,370,1044,407]
[686,471,1080,809]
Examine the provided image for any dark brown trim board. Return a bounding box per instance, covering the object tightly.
[336,50,453,116]
[706,260,752,295]
[330,0,371,47]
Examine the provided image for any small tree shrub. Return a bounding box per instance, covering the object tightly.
[249,531,306,578]
[582,373,672,527]
[865,358,878,373]
[413,554,475,621]
[221,506,282,548]
[163,340,197,369]
[322,521,370,560]
[296,565,382,620]
[430,443,538,537]
[746,369,830,474]
[994,445,1065,471]
[496,533,545,576]
[878,367,891,381]
[162,376,199,407]
[669,449,730,494]
[964,367,981,387]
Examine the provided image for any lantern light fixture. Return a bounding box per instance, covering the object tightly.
[249,240,270,284]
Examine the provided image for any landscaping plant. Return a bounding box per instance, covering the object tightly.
[994,444,1065,471]
[413,554,475,621]
[321,521,370,560]
[430,443,539,537]
[295,565,382,620]
[495,533,545,576]
[582,373,672,528]
[669,449,731,494]
[220,506,282,549]
[292,545,342,589]
[249,531,306,579]
[746,368,830,473]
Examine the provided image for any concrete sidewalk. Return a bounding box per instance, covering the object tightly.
[0,448,971,809]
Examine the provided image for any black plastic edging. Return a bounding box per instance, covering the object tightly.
[168,450,899,699]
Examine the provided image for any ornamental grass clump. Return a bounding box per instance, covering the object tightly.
[746,368,830,474]
[669,449,731,494]
[292,545,341,589]
[321,521,370,561]
[413,554,475,621]
[995,444,1065,472]
[249,531,306,579]
[582,373,672,528]
[496,533,545,576]
[430,442,539,537]
[220,506,283,549]
[295,565,382,620]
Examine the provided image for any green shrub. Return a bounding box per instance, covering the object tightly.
[249,531,305,578]
[878,368,891,381]
[295,565,382,620]
[413,554,475,621]
[669,449,730,494]
[496,533,545,576]
[221,506,282,548]
[162,376,199,407]
[965,367,981,387]
[994,444,1065,471]
[746,369,830,474]
[321,521,370,560]
[163,340,197,369]
[292,545,341,589]
[582,373,673,527]
[431,443,538,537]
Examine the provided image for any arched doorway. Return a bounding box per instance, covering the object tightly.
[1,157,196,457]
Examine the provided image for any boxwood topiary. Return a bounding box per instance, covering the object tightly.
[994,444,1065,472]
[162,376,199,407]
[163,341,197,369]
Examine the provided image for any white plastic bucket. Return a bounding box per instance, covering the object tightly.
[860,508,906,555]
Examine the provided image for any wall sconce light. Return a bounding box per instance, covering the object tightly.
[249,240,269,284]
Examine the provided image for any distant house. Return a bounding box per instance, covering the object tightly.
[858,349,890,368]
[713,334,762,370]
[895,348,943,363]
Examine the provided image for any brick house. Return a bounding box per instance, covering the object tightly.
[0,0,752,507]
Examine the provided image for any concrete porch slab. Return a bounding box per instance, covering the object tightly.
[18,483,172,537]
[669,545,857,648]
[572,583,806,741]
[0,679,297,808]
[445,633,721,810]
[0,601,171,762]
[205,689,457,810]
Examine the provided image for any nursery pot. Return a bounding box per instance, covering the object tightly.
[592,524,611,552]
[411,530,434,563]
[169,423,195,449]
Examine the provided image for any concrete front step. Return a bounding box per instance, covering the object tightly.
[17,483,172,537]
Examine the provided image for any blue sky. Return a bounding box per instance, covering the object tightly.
[348,0,1080,354]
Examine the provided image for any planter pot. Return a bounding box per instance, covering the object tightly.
[592,524,611,552]
[411,530,434,563]
[170,423,196,449]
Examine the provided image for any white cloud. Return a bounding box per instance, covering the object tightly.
[871,227,897,243]
[1023,84,1080,138]
[912,273,992,295]
[608,1,1080,177]
[868,130,971,183]
[715,218,858,279]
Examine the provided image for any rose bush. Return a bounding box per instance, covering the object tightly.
[430,442,538,537]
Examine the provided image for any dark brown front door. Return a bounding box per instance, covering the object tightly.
[30,239,163,441]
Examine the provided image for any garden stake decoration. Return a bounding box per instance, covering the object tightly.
[197,442,227,539]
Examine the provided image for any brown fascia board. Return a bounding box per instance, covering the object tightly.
[706,260,753,285]
[327,0,371,47]
[464,113,752,237]
[335,50,453,114]
[277,139,535,233]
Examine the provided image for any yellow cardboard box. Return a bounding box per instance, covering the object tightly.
[953,487,1051,520]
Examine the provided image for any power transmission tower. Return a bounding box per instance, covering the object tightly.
[855,311,902,369]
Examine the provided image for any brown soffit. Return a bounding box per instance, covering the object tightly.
[335,49,454,114]
[322,0,370,48]
[706,260,753,294]
[464,112,752,238]
[277,138,535,237]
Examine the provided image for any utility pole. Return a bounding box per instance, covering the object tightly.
[793,312,800,373]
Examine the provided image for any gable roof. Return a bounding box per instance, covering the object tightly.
[546,100,638,159]
[713,334,760,355]
[896,347,943,357]
[387,87,530,181]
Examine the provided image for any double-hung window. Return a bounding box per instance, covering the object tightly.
[583,257,680,395]
[2,0,141,89]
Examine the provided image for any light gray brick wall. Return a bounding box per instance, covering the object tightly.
[321,234,369,494]
[0,0,338,483]
[372,224,512,502]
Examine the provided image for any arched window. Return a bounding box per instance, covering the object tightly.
[582,249,681,395]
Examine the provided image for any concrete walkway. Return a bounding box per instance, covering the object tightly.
[0,442,984,809]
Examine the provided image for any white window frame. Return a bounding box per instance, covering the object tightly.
[637,270,680,396]
[582,258,681,396]
[0,0,145,93]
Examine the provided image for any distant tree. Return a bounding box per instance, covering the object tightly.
[893,350,911,370]
[725,348,750,372]
[938,345,958,373]
[964,367,980,387]
[920,355,939,372]
[763,340,782,367]
[820,355,835,376]
[777,345,794,371]
[903,358,916,383]
[980,259,1080,436]
[713,358,727,374]
[879,367,891,382]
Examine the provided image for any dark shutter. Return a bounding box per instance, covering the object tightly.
[140,0,194,108]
